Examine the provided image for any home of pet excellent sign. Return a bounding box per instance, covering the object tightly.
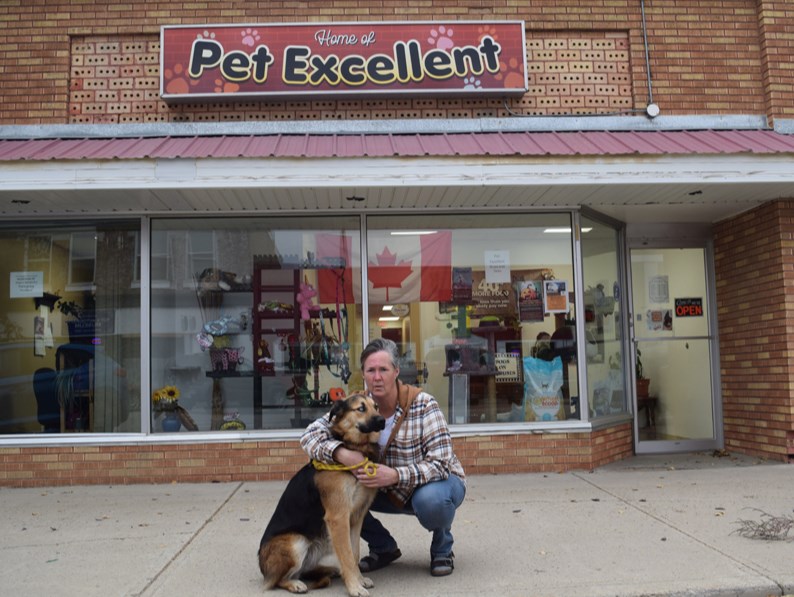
[160,21,527,101]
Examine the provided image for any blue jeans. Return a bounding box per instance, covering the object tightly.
[361,475,466,559]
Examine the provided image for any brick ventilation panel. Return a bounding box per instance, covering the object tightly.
[68,32,631,124]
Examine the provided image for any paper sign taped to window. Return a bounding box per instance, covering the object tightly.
[495,353,522,383]
[10,271,43,298]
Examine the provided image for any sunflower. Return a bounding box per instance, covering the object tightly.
[152,385,180,410]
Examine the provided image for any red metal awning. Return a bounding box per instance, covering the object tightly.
[1,129,793,162]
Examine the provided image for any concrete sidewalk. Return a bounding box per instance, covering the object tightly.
[1,452,791,597]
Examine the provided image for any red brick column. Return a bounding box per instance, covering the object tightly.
[714,200,794,461]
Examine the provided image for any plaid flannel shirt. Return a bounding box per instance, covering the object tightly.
[300,383,466,507]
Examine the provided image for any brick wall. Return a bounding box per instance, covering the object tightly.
[0,423,633,487]
[757,0,794,124]
[714,200,794,461]
[0,1,775,125]
[643,0,765,115]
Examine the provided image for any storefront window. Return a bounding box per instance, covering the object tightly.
[0,222,141,434]
[366,213,578,424]
[150,217,361,432]
[581,215,626,419]
[1,214,624,437]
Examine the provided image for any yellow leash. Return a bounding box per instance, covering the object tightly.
[312,458,378,477]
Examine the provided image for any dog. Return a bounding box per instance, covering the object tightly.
[258,392,386,596]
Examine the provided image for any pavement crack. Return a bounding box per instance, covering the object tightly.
[132,482,244,597]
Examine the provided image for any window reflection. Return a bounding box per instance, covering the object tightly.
[581,215,626,419]
[366,214,580,424]
[149,217,361,432]
[1,212,623,436]
[0,222,140,434]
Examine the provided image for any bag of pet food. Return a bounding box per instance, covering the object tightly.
[591,368,623,416]
[522,356,564,421]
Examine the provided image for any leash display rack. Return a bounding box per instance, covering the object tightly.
[252,256,344,428]
[204,255,347,429]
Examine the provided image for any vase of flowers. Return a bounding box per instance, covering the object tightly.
[152,385,182,432]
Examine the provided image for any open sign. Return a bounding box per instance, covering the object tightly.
[675,298,703,317]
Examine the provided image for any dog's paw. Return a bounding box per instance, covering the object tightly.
[345,584,370,597]
[361,576,374,588]
[280,579,308,594]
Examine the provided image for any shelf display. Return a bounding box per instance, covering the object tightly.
[195,254,350,429]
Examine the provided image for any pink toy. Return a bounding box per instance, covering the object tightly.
[296,279,318,320]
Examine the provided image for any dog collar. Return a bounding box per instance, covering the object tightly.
[312,458,378,477]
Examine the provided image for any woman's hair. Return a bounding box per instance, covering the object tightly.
[360,337,400,369]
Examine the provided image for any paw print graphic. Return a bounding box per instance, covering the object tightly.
[214,79,240,94]
[163,63,199,95]
[495,57,526,89]
[463,76,482,90]
[197,30,216,41]
[241,28,260,47]
[477,25,499,44]
[428,25,454,51]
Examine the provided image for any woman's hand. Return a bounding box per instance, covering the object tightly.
[334,446,398,487]
[355,462,398,488]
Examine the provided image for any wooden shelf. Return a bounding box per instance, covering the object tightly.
[256,311,296,319]
[206,370,256,378]
[443,368,499,377]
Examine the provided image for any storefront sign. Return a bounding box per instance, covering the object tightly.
[160,21,527,100]
[675,297,703,317]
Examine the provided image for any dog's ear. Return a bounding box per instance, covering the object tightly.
[328,398,347,422]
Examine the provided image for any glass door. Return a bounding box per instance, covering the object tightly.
[629,247,722,452]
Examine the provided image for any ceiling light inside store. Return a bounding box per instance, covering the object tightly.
[544,227,592,233]
[382,305,393,311]
[379,316,400,322]
[390,231,437,236]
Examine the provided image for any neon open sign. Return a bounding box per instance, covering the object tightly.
[160,21,527,101]
[674,298,704,317]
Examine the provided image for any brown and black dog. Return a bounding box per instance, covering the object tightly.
[258,392,385,596]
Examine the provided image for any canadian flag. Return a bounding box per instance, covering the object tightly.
[316,233,356,303]
[316,232,452,304]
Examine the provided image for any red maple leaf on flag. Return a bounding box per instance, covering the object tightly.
[368,246,413,302]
